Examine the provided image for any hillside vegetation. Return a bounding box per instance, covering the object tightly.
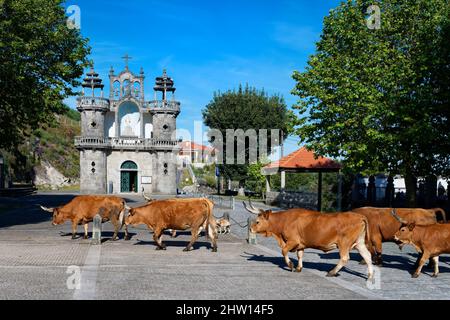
[2,107,80,184]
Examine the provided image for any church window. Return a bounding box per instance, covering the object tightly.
[122,79,131,96]
[121,161,138,170]
[134,82,140,98]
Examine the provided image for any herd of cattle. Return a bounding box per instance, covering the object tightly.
[39,195,449,281]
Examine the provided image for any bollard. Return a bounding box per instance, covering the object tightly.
[247,217,257,245]
[91,213,102,245]
[231,196,235,210]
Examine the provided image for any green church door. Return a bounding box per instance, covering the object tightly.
[120,161,138,193]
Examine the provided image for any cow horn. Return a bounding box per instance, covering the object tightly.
[390,208,407,225]
[142,191,153,202]
[39,205,54,213]
[249,199,258,211]
[243,201,260,215]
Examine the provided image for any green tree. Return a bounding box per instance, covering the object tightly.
[292,0,450,207]
[203,85,292,194]
[245,160,269,196]
[0,0,91,151]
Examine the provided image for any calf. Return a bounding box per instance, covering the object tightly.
[353,207,442,265]
[392,210,450,278]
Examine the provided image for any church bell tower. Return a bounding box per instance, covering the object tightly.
[76,67,109,194]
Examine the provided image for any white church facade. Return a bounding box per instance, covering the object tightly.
[75,59,180,195]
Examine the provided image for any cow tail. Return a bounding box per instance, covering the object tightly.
[119,200,126,226]
[434,208,447,223]
[363,217,374,255]
[206,199,216,239]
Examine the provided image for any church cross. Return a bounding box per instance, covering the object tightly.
[122,54,132,69]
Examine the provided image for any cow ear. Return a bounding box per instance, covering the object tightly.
[262,211,271,219]
[408,223,416,231]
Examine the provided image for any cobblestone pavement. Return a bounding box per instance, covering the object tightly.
[0,192,449,300]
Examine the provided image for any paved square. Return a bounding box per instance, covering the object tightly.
[0,192,449,300]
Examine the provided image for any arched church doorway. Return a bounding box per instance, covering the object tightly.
[121,161,138,193]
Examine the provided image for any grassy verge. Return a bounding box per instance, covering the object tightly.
[37,184,80,192]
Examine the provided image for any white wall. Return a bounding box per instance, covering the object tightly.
[105,112,115,138]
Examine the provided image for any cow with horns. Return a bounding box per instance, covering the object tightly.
[142,192,231,237]
[125,197,218,252]
[391,209,450,278]
[353,207,445,265]
[243,201,374,282]
[39,195,129,240]
[142,192,177,237]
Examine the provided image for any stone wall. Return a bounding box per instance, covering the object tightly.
[80,150,107,194]
[266,191,318,210]
[152,113,176,141]
[81,110,106,137]
[152,151,178,194]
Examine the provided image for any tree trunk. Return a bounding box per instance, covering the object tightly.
[404,171,417,208]
[238,180,245,197]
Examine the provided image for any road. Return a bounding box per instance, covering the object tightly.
[0,192,449,300]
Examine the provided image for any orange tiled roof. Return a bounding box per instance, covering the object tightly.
[179,141,214,152]
[264,147,341,170]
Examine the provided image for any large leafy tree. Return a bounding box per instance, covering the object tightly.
[203,85,292,193]
[0,0,91,151]
[292,0,450,206]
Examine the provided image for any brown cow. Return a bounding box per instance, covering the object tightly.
[40,195,129,240]
[352,207,443,265]
[391,210,450,278]
[125,198,218,252]
[243,202,374,281]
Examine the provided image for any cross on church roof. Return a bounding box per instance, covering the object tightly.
[122,54,132,69]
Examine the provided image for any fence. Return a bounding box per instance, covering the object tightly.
[351,176,449,211]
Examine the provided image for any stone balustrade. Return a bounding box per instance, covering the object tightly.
[75,136,179,151]
[77,96,110,110]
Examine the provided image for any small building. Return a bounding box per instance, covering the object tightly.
[75,60,180,195]
[262,147,342,211]
[178,141,216,168]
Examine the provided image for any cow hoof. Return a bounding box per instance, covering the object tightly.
[183,247,192,252]
[359,260,367,265]
[326,272,336,277]
[432,274,438,278]
[295,268,303,273]
[155,246,166,251]
[83,236,89,240]
[212,248,218,253]
[412,273,420,278]
[124,236,131,241]
[71,235,77,240]
[112,237,119,241]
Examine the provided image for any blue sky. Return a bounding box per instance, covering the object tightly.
[64,0,341,156]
